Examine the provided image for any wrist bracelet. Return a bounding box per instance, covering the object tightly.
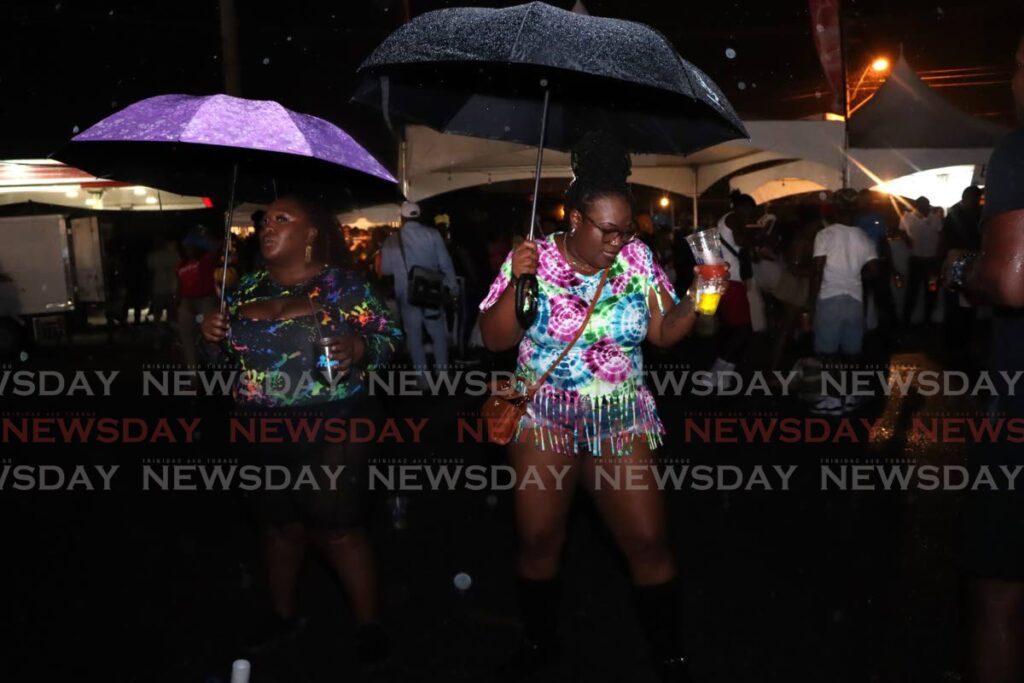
[949,251,979,291]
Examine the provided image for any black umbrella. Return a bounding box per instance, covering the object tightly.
[354,1,747,326]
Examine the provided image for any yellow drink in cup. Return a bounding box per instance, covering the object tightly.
[693,263,729,316]
[696,289,722,315]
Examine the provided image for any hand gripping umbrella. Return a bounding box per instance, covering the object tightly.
[55,93,398,309]
[353,1,747,327]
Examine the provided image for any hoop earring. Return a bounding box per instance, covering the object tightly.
[304,245,312,264]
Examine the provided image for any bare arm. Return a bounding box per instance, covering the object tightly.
[479,279,524,351]
[479,240,537,351]
[964,209,1024,307]
[646,286,696,348]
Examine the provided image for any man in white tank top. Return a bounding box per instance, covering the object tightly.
[710,193,757,377]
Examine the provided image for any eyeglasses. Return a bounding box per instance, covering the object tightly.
[582,213,637,244]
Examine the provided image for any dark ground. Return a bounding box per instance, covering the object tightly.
[0,321,986,683]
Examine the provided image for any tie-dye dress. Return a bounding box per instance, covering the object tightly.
[479,234,678,456]
[219,265,402,409]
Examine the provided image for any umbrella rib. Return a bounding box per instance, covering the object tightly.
[508,3,537,62]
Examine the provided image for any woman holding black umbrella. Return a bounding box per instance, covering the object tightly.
[480,133,703,682]
[201,194,401,663]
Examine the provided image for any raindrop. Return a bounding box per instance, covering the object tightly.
[54,2,61,9]
[262,57,270,65]
[814,91,822,99]
[737,82,746,91]
[108,9,114,16]
[485,494,498,508]
[816,23,825,33]
[818,191,829,201]
[18,351,28,362]
[453,572,472,591]
[286,35,292,42]
[110,100,117,108]
[725,48,736,59]
[72,125,79,134]
[752,83,758,89]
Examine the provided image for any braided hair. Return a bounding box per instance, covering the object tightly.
[564,130,633,213]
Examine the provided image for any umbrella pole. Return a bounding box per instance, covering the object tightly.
[219,162,239,312]
[526,84,551,241]
[515,83,550,330]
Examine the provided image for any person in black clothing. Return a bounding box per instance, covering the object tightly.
[949,31,1024,683]
[940,186,983,351]
[671,224,697,295]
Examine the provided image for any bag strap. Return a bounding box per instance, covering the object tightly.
[397,230,408,270]
[526,266,610,398]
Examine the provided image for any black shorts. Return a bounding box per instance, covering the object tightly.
[236,398,380,534]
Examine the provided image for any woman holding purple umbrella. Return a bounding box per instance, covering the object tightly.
[201,194,401,663]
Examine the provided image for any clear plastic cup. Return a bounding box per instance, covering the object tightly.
[685,228,725,265]
[694,263,729,315]
[317,337,336,384]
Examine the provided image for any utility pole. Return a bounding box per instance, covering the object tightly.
[219,0,242,96]
[839,5,850,188]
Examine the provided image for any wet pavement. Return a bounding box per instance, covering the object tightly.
[0,324,984,682]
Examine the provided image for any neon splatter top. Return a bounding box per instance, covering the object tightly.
[221,265,401,408]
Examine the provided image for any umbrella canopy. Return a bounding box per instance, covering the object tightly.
[55,94,398,207]
[353,1,747,154]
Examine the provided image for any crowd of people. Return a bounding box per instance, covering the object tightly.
[62,32,1019,681]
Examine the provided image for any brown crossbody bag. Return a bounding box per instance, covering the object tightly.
[482,267,609,446]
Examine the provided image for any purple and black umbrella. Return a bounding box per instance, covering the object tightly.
[54,93,398,307]
[55,93,397,206]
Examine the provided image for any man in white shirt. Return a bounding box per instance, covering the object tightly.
[710,193,757,377]
[898,196,943,324]
[809,189,880,414]
[380,201,458,371]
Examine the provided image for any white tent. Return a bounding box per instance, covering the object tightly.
[728,160,841,204]
[403,56,1007,216]
[0,159,206,211]
[402,121,844,222]
[846,56,1008,190]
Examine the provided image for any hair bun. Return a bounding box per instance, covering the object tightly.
[570,130,631,186]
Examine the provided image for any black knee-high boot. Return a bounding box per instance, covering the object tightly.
[632,578,693,682]
[497,577,562,681]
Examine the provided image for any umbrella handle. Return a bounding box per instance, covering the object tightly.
[515,275,539,329]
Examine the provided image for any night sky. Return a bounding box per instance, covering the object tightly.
[6,0,1023,169]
